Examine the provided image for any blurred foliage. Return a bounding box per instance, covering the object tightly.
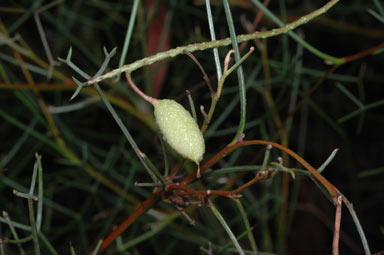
[0,0,383,254]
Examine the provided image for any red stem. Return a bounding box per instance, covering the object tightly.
[332,196,343,255]
[95,139,341,253]
[95,191,161,254]
[126,73,158,105]
[342,41,384,63]
[181,140,339,203]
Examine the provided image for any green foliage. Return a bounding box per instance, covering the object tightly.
[1,0,383,254]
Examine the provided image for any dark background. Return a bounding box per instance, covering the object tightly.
[0,0,383,254]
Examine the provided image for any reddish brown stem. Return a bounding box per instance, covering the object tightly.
[167,184,230,198]
[182,140,339,203]
[95,139,340,253]
[342,41,384,63]
[95,191,161,254]
[169,169,271,199]
[126,73,158,105]
[333,196,343,255]
[229,170,273,195]
[253,0,271,28]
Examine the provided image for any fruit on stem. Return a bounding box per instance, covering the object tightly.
[126,73,205,177]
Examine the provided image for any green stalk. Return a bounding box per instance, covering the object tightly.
[93,83,168,187]
[119,213,178,250]
[205,0,222,79]
[317,149,339,173]
[249,0,342,64]
[118,0,139,70]
[1,211,26,255]
[342,197,372,255]
[37,232,59,255]
[28,195,40,255]
[88,0,341,85]
[222,0,247,144]
[233,199,258,254]
[36,153,44,230]
[210,202,245,255]
[201,48,254,134]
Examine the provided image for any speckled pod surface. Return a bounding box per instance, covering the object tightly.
[154,99,205,164]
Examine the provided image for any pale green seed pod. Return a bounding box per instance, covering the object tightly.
[154,99,205,166]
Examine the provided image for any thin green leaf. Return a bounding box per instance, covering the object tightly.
[210,202,245,255]
[318,149,339,173]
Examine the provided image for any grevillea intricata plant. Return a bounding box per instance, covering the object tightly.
[1,0,383,254]
[4,0,374,254]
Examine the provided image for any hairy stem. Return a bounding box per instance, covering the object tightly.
[88,0,341,85]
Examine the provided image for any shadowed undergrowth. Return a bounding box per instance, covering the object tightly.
[0,0,383,254]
